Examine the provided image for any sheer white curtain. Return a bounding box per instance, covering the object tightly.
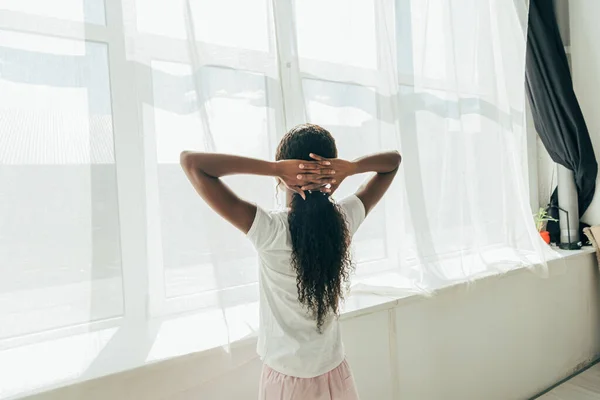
[134,0,543,314]
[0,0,546,395]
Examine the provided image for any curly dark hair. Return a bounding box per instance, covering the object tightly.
[275,124,353,332]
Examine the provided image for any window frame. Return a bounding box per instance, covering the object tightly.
[0,0,539,349]
[0,0,149,348]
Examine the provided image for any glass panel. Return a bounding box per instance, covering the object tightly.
[150,62,272,302]
[0,0,106,25]
[191,0,269,51]
[136,0,270,51]
[396,0,446,82]
[397,0,493,93]
[303,78,386,264]
[448,0,494,92]
[399,85,503,252]
[410,0,447,82]
[150,61,206,163]
[0,31,122,339]
[295,0,377,69]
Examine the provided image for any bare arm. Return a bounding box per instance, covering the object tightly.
[309,151,401,215]
[352,151,401,215]
[180,152,334,233]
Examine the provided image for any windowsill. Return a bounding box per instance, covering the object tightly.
[1,247,595,399]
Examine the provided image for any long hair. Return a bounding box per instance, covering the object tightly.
[275,124,353,332]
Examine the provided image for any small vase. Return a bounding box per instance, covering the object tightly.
[540,230,550,244]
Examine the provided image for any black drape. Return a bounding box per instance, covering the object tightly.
[526,0,598,242]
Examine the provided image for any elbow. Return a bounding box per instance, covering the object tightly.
[391,150,402,171]
[180,151,211,179]
[180,151,202,175]
[180,151,193,170]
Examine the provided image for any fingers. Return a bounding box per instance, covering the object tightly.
[301,179,336,191]
[320,184,335,194]
[300,183,328,191]
[298,163,318,170]
[299,160,331,170]
[299,183,323,191]
[309,153,331,164]
[293,187,306,200]
[297,175,335,184]
[299,161,326,170]
[297,169,336,177]
[282,182,306,200]
[311,176,336,184]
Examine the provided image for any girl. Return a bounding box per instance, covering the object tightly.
[181,124,400,400]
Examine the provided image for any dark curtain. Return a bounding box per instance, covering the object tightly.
[526,0,598,242]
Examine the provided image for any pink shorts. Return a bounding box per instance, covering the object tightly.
[258,359,360,400]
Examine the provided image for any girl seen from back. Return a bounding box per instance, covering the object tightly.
[181,124,401,400]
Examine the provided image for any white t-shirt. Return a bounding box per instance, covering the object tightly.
[246,195,366,378]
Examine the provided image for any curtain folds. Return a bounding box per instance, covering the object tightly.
[0,0,551,391]
[525,0,597,242]
[132,0,545,308]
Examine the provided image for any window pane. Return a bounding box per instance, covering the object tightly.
[150,61,206,162]
[398,85,504,251]
[150,62,273,303]
[303,79,386,264]
[0,0,106,25]
[192,0,269,51]
[404,0,447,82]
[397,0,493,93]
[136,0,270,51]
[295,0,377,69]
[448,0,494,92]
[0,31,122,339]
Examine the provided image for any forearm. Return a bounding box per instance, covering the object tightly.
[351,151,401,215]
[352,151,401,175]
[180,151,276,178]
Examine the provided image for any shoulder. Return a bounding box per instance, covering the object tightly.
[336,195,366,235]
[246,205,288,250]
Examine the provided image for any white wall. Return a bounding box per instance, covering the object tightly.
[26,252,600,400]
[569,0,600,225]
[394,253,599,399]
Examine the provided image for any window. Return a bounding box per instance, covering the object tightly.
[0,29,122,340]
[135,0,281,315]
[148,63,274,313]
[1,0,106,25]
[0,1,538,395]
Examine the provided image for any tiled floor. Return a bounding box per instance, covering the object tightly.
[538,364,600,399]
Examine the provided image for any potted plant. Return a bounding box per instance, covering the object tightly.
[533,207,557,244]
